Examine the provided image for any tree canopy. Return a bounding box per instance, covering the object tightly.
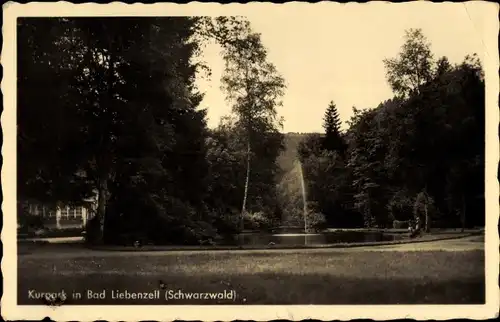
[298,30,484,230]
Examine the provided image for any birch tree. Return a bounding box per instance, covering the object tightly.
[383,28,435,98]
[208,17,286,234]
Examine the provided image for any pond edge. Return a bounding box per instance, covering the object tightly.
[82,231,483,252]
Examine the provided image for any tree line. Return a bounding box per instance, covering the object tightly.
[297,29,484,231]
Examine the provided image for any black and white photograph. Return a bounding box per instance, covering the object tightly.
[2,1,499,321]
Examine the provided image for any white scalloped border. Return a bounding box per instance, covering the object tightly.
[2,2,499,321]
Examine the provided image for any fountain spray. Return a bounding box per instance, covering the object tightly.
[297,161,308,243]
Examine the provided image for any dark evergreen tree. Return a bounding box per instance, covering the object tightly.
[322,101,346,155]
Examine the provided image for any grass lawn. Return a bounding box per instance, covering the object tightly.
[18,247,484,305]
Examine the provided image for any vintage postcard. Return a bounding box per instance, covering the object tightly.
[2,1,499,321]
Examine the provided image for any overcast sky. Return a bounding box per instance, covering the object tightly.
[195,2,493,133]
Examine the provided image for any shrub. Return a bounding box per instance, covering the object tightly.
[209,208,239,237]
[243,211,272,230]
[85,215,102,244]
[393,220,410,229]
[17,205,45,232]
[307,212,328,232]
[387,190,414,221]
[413,190,436,232]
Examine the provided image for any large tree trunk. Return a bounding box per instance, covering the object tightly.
[240,141,251,244]
[92,32,116,245]
[95,175,108,244]
[96,33,117,244]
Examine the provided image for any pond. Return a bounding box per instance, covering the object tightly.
[227,230,407,246]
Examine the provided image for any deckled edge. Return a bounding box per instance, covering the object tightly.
[2,2,499,321]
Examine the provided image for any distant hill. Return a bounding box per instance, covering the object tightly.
[277,132,318,173]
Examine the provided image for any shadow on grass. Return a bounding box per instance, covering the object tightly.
[18,272,484,305]
[18,245,485,305]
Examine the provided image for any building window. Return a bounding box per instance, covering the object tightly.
[74,207,82,218]
[61,207,69,218]
[45,206,57,217]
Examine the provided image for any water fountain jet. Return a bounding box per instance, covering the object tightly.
[297,161,308,244]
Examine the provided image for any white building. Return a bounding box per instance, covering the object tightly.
[20,195,97,230]
[20,170,99,230]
